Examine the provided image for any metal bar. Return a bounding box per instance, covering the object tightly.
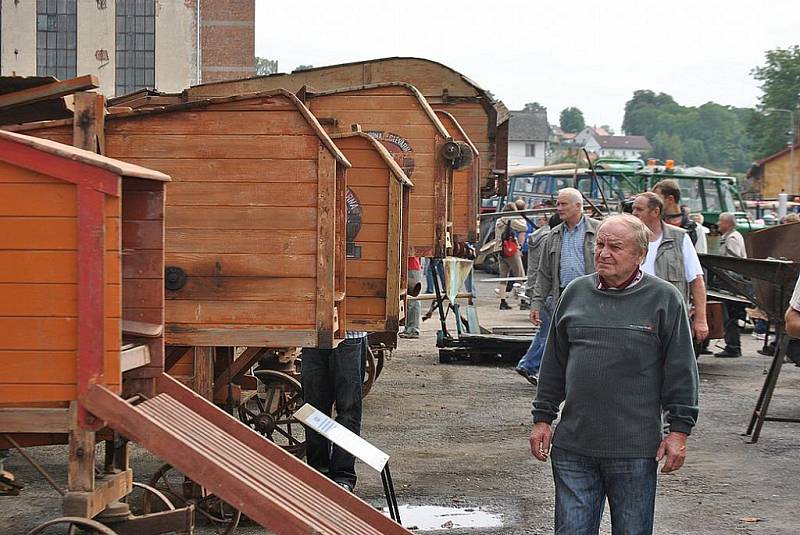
[746,334,791,443]
[2,434,65,496]
[432,264,449,338]
[384,465,401,525]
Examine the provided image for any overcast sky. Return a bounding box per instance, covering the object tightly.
[255,0,798,133]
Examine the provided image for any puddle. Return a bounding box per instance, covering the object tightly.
[384,505,503,531]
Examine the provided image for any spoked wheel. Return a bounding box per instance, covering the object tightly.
[239,370,306,458]
[149,463,241,535]
[375,348,386,380]
[125,481,176,516]
[362,347,377,398]
[26,517,118,535]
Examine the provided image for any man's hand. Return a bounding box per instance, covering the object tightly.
[692,316,709,341]
[529,422,552,461]
[530,309,541,326]
[656,431,688,473]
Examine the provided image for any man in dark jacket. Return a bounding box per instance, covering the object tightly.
[530,214,699,535]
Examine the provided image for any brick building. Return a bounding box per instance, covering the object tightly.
[0,0,254,96]
[750,142,800,197]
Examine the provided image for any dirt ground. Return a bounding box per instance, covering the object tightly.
[3,276,800,534]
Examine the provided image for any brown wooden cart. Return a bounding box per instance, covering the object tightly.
[331,131,413,391]
[0,112,410,535]
[185,56,510,197]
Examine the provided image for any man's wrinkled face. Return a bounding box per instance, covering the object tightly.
[556,192,581,221]
[632,196,659,226]
[594,221,644,282]
[719,217,734,234]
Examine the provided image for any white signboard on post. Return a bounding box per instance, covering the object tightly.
[295,403,390,472]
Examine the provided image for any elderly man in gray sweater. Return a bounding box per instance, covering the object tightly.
[530,214,699,535]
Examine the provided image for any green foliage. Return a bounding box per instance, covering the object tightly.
[622,90,753,172]
[255,57,278,76]
[524,102,547,112]
[747,46,800,159]
[559,107,585,133]
[294,64,314,71]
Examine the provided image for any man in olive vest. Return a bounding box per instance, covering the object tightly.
[633,192,709,341]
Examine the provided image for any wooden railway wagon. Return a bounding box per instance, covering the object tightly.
[185,56,510,197]
[435,109,480,243]
[8,90,351,400]
[331,131,412,347]
[300,82,456,258]
[0,112,410,535]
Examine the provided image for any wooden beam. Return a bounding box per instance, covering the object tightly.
[0,75,99,110]
[0,408,70,433]
[63,469,133,518]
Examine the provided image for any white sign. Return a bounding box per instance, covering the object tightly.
[295,403,390,472]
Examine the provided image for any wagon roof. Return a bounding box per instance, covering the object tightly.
[188,56,509,124]
[0,129,170,182]
[331,131,413,187]
[434,109,479,156]
[104,89,351,167]
[307,82,452,140]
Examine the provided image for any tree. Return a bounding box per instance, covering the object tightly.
[559,107,585,133]
[747,46,800,159]
[600,124,615,135]
[255,57,278,76]
[294,64,314,71]
[524,102,547,112]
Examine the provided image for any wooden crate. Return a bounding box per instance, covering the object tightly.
[7,90,350,351]
[301,83,454,258]
[0,129,168,438]
[331,132,412,341]
[185,57,510,197]
[435,110,480,243]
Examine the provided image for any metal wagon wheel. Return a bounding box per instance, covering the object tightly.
[26,517,118,535]
[239,370,306,458]
[125,481,176,515]
[149,463,241,535]
[362,346,377,398]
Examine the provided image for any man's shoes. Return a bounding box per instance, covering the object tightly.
[519,302,530,310]
[714,348,742,358]
[499,300,512,310]
[700,348,713,355]
[398,331,419,339]
[515,367,538,386]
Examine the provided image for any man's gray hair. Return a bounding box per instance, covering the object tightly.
[598,214,652,255]
[719,212,735,224]
[558,187,583,204]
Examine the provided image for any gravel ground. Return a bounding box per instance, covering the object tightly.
[2,276,800,534]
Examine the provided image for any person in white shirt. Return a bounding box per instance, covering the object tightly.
[632,192,708,341]
[786,275,800,339]
[690,213,709,255]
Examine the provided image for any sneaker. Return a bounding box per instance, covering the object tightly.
[499,300,512,310]
[714,348,742,358]
[515,367,538,386]
[398,331,419,339]
[335,481,353,493]
[751,332,767,341]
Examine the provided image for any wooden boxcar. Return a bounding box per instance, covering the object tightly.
[331,131,412,342]
[185,56,510,196]
[8,90,350,352]
[300,83,454,258]
[435,109,480,243]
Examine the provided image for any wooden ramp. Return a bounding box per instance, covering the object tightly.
[82,374,410,535]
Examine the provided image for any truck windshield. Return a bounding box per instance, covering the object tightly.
[675,178,703,212]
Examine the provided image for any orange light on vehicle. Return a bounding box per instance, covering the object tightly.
[647,159,656,166]
[665,160,675,169]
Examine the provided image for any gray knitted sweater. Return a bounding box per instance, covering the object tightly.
[532,273,699,458]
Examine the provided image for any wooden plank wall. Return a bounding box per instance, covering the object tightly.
[106,97,323,348]
[336,136,391,332]
[308,86,446,257]
[0,160,121,406]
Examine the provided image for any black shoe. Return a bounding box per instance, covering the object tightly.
[515,367,538,386]
[334,481,353,493]
[519,303,530,311]
[700,348,713,355]
[499,300,512,310]
[715,348,741,358]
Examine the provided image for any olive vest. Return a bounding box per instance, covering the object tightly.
[654,223,690,304]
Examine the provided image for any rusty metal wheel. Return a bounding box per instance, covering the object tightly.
[362,347,377,398]
[126,481,175,515]
[149,463,240,535]
[26,517,118,535]
[239,370,306,458]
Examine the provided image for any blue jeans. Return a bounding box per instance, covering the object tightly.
[425,258,445,294]
[301,337,366,489]
[551,446,657,535]
[516,297,553,375]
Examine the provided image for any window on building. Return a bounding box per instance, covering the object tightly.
[115,0,155,96]
[36,0,77,79]
[525,143,536,157]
